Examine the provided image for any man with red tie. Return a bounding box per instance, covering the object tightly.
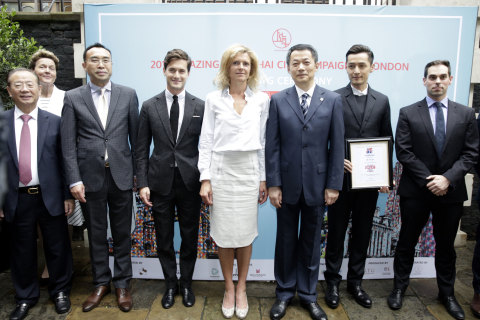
[1,68,73,320]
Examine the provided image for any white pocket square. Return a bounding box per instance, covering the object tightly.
[193,115,200,118]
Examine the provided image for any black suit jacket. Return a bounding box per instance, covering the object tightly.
[3,108,70,222]
[136,91,205,195]
[395,98,479,202]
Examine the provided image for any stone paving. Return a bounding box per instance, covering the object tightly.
[0,240,478,320]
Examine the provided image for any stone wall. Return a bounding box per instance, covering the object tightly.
[16,17,83,91]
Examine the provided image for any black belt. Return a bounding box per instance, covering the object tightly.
[19,185,41,195]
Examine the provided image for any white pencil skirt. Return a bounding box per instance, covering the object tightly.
[210,150,260,248]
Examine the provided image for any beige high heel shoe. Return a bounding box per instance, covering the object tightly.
[222,292,235,319]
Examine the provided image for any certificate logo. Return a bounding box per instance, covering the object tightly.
[366,147,373,154]
[272,28,292,49]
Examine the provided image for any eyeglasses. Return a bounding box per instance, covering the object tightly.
[10,81,37,90]
[88,58,112,65]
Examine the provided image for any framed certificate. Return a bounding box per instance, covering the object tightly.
[346,137,393,190]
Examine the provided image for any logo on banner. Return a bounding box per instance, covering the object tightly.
[211,268,220,277]
[272,28,292,49]
[366,147,373,154]
[249,267,266,278]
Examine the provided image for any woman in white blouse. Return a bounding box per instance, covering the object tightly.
[198,44,269,319]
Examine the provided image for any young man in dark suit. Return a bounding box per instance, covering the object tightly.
[136,49,204,309]
[2,68,73,320]
[61,43,139,312]
[324,44,393,309]
[388,60,479,320]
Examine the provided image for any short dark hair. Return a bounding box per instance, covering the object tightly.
[286,44,318,66]
[163,49,192,72]
[7,68,39,86]
[29,49,60,70]
[424,60,451,78]
[346,44,374,64]
[83,42,112,62]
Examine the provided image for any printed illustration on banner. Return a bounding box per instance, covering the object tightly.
[272,28,291,49]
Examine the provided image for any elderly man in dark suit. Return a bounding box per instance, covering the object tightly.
[61,43,139,313]
[266,44,344,320]
[1,68,73,320]
[136,49,204,309]
[324,44,393,309]
[388,60,479,320]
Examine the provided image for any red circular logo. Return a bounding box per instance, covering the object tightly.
[272,28,292,49]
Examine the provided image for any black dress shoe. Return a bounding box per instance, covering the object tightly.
[270,299,289,320]
[347,284,372,308]
[387,288,403,310]
[181,287,195,307]
[301,301,327,320]
[440,296,465,320]
[10,303,30,320]
[161,287,178,309]
[325,283,339,309]
[53,292,71,314]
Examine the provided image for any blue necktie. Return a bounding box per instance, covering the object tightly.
[434,102,446,156]
[300,93,309,117]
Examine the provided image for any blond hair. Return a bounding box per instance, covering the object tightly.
[29,49,59,70]
[215,44,260,90]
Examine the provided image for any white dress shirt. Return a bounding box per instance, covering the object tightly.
[14,106,39,186]
[295,85,315,107]
[37,85,65,117]
[165,88,186,140]
[351,84,368,96]
[198,87,270,181]
[426,96,448,133]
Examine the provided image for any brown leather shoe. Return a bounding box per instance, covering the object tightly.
[116,288,133,312]
[82,285,111,312]
[471,293,480,318]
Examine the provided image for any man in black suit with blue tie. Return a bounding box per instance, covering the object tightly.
[324,44,393,309]
[2,68,73,320]
[136,49,204,309]
[388,60,479,320]
[266,44,344,320]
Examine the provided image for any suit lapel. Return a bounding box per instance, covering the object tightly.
[285,86,305,123]
[106,83,119,130]
[344,86,362,127]
[80,85,104,131]
[6,110,18,170]
[177,92,195,144]
[304,85,325,124]
[154,91,175,145]
[417,99,436,145]
[443,100,457,153]
[37,109,49,163]
[362,89,376,129]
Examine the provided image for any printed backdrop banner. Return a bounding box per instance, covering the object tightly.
[84,3,478,280]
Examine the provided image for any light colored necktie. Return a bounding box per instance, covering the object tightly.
[98,88,109,160]
[19,114,32,185]
[98,88,108,129]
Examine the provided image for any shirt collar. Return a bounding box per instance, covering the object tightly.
[295,85,315,99]
[351,84,368,96]
[14,105,38,120]
[222,86,254,100]
[426,96,449,108]
[89,81,111,93]
[166,88,186,100]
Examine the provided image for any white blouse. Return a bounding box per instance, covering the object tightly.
[37,85,65,117]
[198,87,269,181]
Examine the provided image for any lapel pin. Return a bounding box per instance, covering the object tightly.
[320,97,324,102]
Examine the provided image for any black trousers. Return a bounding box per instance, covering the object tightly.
[324,188,378,285]
[151,168,201,289]
[9,192,72,304]
[82,167,133,289]
[393,196,463,297]
[274,191,325,303]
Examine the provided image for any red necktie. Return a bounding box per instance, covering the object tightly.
[19,114,32,186]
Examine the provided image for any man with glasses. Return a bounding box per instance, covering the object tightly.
[61,43,139,313]
[388,60,478,320]
[2,68,73,320]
